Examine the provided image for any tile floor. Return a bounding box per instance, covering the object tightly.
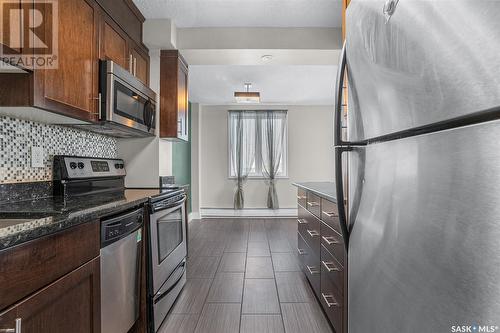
[158,218,333,333]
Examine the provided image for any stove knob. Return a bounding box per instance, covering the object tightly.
[119,164,124,169]
[115,163,120,169]
[77,162,85,169]
[69,162,77,169]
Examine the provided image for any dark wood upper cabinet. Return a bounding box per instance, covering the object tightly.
[160,50,189,141]
[131,46,149,85]
[32,0,100,122]
[0,258,100,333]
[100,16,129,70]
[0,0,150,122]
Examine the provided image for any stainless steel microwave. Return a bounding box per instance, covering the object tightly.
[73,60,157,137]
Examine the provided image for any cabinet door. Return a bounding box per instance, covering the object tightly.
[0,257,100,333]
[100,17,129,70]
[131,47,149,85]
[33,0,99,122]
[0,0,22,54]
[177,59,189,141]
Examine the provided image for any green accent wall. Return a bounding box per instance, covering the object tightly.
[172,103,192,212]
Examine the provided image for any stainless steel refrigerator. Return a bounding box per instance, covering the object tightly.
[334,1,500,332]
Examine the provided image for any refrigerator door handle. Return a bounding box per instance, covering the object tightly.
[335,145,350,250]
[334,40,347,147]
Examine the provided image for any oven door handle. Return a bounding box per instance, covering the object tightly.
[151,196,186,213]
[153,260,186,304]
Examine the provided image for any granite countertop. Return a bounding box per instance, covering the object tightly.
[0,189,160,250]
[293,182,337,203]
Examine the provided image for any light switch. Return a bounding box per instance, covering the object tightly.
[31,146,44,168]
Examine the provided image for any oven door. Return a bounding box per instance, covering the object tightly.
[149,196,187,294]
[106,74,156,134]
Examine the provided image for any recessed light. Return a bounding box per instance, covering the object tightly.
[261,55,273,62]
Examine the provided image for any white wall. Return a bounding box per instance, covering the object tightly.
[117,49,172,187]
[196,105,334,210]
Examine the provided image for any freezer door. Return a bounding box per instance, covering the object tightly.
[346,1,500,142]
[348,120,500,332]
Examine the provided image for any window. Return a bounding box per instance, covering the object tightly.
[228,110,288,178]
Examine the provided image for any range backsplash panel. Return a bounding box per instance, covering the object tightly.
[0,116,117,183]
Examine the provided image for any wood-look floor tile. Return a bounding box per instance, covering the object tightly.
[240,315,284,333]
[247,241,270,257]
[194,303,241,333]
[187,256,220,279]
[218,253,247,272]
[269,238,292,253]
[158,314,199,333]
[271,253,301,272]
[281,303,333,333]
[224,238,248,253]
[172,279,213,314]
[275,272,315,303]
[242,279,280,314]
[206,273,244,303]
[245,257,274,278]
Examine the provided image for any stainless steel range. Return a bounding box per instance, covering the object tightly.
[145,189,187,332]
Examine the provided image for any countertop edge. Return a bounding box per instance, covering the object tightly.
[0,196,151,251]
[293,182,337,203]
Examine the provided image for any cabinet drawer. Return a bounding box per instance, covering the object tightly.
[321,198,342,235]
[0,221,99,310]
[320,245,345,299]
[320,269,344,333]
[306,192,321,218]
[298,212,320,258]
[304,244,320,296]
[320,221,345,267]
[297,188,307,208]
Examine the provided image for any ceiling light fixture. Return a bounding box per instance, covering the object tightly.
[261,54,273,62]
[234,83,260,104]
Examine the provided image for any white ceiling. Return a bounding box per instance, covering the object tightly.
[133,0,342,28]
[189,65,337,105]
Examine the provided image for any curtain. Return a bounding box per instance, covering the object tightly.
[260,111,287,209]
[229,111,256,209]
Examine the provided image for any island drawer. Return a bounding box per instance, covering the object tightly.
[297,188,307,208]
[299,211,320,258]
[306,192,321,218]
[320,221,345,267]
[321,198,342,235]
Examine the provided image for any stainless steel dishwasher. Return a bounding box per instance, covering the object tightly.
[100,207,143,333]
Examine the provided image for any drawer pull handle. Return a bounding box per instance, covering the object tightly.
[297,195,306,200]
[306,265,320,275]
[297,219,308,224]
[321,293,339,308]
[322,260,341,272]
[297,248,306,255]
[307,230,319,237]
[322,211,338,217]
[0,318,21,333]
[307,201,319,207]
[322,236,339,245]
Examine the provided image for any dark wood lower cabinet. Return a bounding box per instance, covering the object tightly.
[0,257,100,333]
[297,189,347,333]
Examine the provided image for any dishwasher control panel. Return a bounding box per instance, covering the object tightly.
[101,207,144,247]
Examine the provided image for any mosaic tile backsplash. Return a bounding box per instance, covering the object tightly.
[0,116,117,183]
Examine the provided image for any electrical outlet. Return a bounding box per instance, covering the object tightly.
[31,146,44,168]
